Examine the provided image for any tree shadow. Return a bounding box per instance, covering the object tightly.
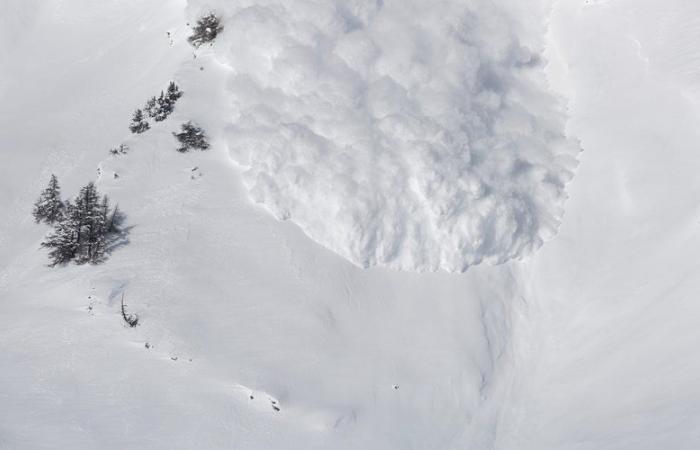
[105,224,134,255]
[101,208,134,261]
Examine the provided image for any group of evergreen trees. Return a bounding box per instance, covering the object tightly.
[129,109,149,134]
[129,81,184,134]
[125,14,221,153]
[34,176,122,266]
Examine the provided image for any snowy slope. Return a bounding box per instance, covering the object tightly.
[1,0,700,449]
[0,2,521,448]
[497,1,700,448]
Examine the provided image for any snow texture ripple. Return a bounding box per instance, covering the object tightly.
[203,0,580,271]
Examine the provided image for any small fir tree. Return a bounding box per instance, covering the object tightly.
[72,182,104,263]
[144,96,158,118]
[33,174,64,224]
[173,122,210,152]
[188,13,223,48]
[144,82,183,123]
[166,81,183,103]
[129,109,150,134]
[41,200,79,266]
[154,91,169,122]
[109,144,129,156]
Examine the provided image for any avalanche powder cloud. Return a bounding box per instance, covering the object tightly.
[197,0,580,272]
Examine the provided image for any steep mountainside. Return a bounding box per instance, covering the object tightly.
[1,1,699,449]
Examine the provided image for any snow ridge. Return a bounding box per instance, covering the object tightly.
[197,0,579,271]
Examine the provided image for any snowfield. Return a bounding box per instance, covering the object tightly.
[1,0,700,449]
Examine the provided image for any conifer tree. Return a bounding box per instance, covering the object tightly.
[129,109,150,134]
[173,122,210,152]
[144,96,158,119]
[143,96,158,118]
[188,13,223,48]
[72,182,103,263]
[166,81,183,102]
[109,144,129,156]
[33,174,64,224]
[154,91,169,122]
[41,200,79,266]
[149,83,183,122]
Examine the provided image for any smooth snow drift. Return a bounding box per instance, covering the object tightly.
[203,0,580,271]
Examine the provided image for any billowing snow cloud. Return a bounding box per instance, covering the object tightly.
[195,0,579,271]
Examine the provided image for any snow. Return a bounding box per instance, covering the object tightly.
[1,0,700,449]
[202,0,580,271]
[496,1,700,448]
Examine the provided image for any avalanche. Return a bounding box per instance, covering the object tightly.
[199,0,580,271]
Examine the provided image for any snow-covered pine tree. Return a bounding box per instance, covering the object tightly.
[129,109,150,133]
[166,81,183,102]
[144,96,158,118]
[154,91,169,122]
[72,182,104,264]
[152,83,183,122]
[173,122,210,152]
[41,200,79,266]
[188,13,223,48]
[33,174,64,224]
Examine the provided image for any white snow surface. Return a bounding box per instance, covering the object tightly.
[2,0,700,449]
[204,0,579,271]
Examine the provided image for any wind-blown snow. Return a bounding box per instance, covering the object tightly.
[202,0,579,271]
